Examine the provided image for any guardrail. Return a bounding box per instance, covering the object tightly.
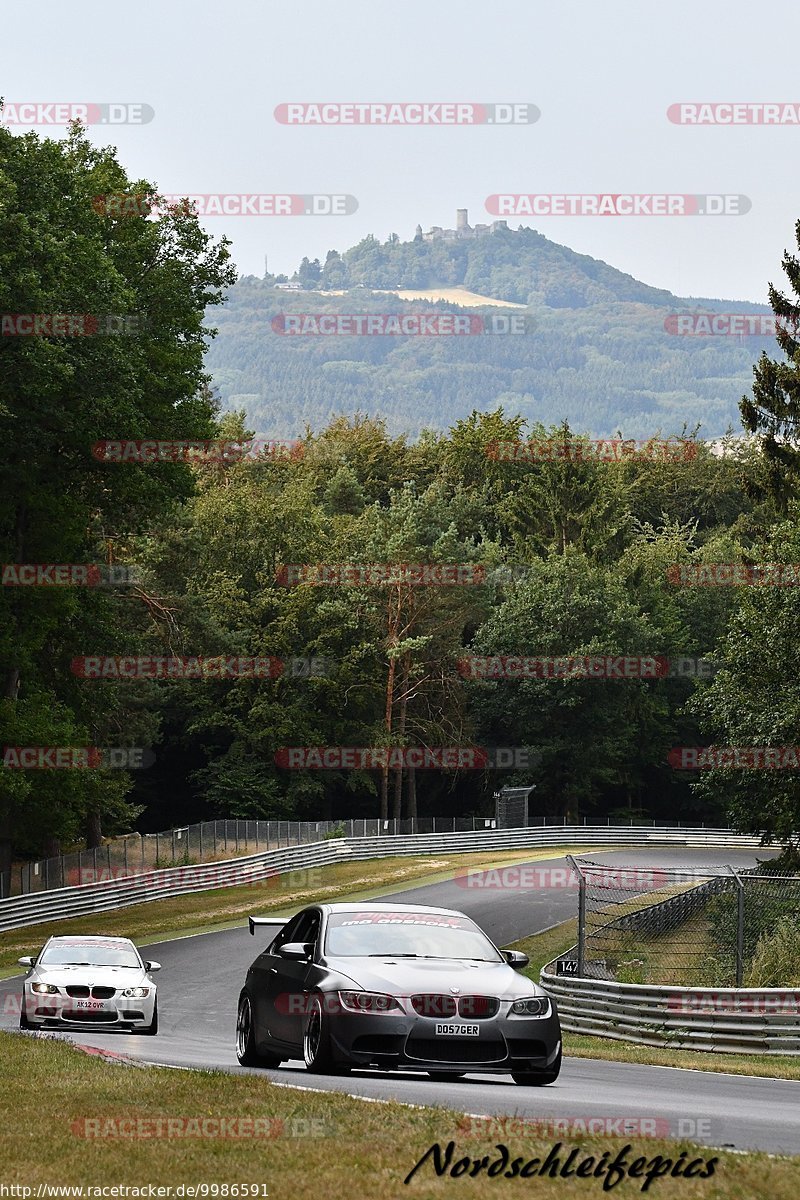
[0,825,763,935]
[540,963,800,1055]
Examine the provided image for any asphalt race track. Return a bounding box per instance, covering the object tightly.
[4,847,799,1156]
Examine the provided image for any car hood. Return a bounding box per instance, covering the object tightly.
[326,956,542,999]
[32,965,149,988]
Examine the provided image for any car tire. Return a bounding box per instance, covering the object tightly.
[512,1047,562,1087]
[303,993,346,1075]
[140,999,158,1036]
[427,1071,466,1081]
[236,991,282,1068]
[19,1004,31,1030]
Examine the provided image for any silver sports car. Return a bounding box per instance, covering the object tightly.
[236,902,561,1085]
[18,934,160,1034]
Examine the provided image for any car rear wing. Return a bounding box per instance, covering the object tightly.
[248,916,289,936]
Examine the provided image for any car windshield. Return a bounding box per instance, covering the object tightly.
[38,942,141,968]
[325,912,503,961]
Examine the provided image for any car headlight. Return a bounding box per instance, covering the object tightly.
[510,996,551,1016]
[123,987,150,998]
[31,982,60,995]
[337,990,401,1013]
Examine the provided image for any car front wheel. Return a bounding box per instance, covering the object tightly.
[140,999,158,1035]
[512,1047,562,1086]
[303,994,347,1074]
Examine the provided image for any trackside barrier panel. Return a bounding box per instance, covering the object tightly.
[0,826,762,934]
[540,961,800,1055]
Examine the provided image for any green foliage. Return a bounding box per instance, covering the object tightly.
[745,914,800,987]
[219,227,776,440]
[0,121,235,881]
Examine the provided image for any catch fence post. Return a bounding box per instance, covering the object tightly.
[728,866,745,987]
[567,854,586,976]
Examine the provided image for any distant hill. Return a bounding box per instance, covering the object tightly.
[205,225,774,439]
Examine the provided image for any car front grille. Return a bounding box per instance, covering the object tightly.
[64,985,116,999]
[410,994,457,1017]
[405,1036,507,1064]
[408,994,499,1019]
[457,995,500,1019]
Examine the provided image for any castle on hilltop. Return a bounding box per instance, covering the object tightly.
[416,209,508,243]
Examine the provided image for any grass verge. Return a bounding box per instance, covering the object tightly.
[511,922,800,1082]
[0,847,597,975]
[1,1032,797,1196]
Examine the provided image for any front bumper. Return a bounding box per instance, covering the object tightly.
[22,988,155,1029]
[324,1004,562,1072]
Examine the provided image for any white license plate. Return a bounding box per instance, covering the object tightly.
[435,1023,479,1037]
[75,1000,104,1010]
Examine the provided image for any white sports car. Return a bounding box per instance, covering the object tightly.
[18,935,160,1034]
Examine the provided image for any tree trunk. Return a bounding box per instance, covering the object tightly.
[380,586,401,823]
[391,656,410,821]
[407,764,417,818]
[0,504,27,898]
[86,810,103,850]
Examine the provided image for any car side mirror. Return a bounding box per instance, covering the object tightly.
[17,956,34,967]
[145,961,161,972]
[504,950,530,969]
[277,942,312,961]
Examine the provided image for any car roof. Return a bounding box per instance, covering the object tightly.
[45,935,134,944]
[318,902,467,918]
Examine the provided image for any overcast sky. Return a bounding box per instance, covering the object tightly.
[3,1,800,303]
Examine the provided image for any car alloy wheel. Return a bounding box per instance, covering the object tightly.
[303,993,346,1074]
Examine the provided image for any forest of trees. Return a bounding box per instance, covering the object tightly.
[4,124,800,895]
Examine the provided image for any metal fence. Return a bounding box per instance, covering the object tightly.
[13,817,502,896]
[0,826,763,934]
[540,968,800,1055]
[567,856,800,987]
[10,815,705,897]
